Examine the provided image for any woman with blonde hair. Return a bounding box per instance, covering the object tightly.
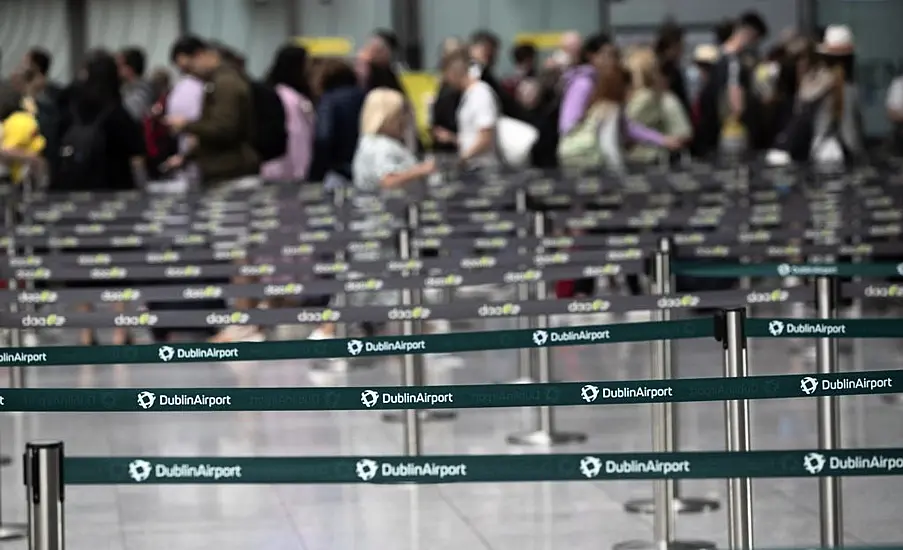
[624,45,692,163]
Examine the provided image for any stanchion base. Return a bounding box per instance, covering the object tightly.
[612,539,717,550]
[381,410,458,423]
[624,496,721,514]
[0,524,27,541]
[506,430,587,446]
[0,454,12,466]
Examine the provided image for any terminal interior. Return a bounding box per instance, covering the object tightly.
[1,301,901,550]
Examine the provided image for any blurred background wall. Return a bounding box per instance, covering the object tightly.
[0,0,900,136]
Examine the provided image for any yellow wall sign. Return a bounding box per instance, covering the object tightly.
[514,32,566,51]
[293,37,354,57]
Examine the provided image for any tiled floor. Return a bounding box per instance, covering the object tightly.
[0,300,901,550]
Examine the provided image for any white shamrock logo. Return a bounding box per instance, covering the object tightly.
[897,263,903,276]
[158,346,174,362]
[356,459,379,481]
[777,264,792,277]
[579,456,603,478]
[128,459,153,482]
[136,391,156,409]
[768,320,785,336]
[360,390,379,408]
[803,452,826,475]
[800,377,818,395]
[532,330,548,346]
[581,384,600,403]
[347,339,364,356]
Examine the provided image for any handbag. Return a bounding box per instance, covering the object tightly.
[496,115,539,167]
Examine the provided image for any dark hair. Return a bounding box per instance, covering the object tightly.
[714,19,735,45]
[374,28,399,52]
[120,47,146,77]
[27,48,52,76]
[580,33,612,64]
[211,42,245,71]
[317,59,358,93]
[655,21,684,56]
[470,30,500,49]
[76,49,123,113]
[0,87,23,121]
[739,11,768,39]
[266,45,312,98]
[512,44,537,65]
[169,35,207,64]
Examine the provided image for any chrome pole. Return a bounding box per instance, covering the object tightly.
[25,441,64,550]
[815,276,843,548]
[397,227,421,456]
[720,309,753,550]
[513,188,534,384]
[507,212,586,447]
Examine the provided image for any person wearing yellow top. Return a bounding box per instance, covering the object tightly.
[0,87,45,183]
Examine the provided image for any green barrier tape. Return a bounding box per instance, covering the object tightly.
[0,370,897,412]
[747,318,903,338]
[674,262,903,278]
[0,318,712,367]
[65,448,903,484]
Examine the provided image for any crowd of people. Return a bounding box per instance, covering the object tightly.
[0,12,900,355]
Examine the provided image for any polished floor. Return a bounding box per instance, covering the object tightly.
[0,299,901,550]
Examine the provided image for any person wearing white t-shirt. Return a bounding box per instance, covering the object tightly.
[887,74,903,152]
[441,50,499,167]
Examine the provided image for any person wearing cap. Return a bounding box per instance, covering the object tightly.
[809,25,863,163]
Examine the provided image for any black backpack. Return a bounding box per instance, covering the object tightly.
[55,107,112,190]
[249,81,288,163]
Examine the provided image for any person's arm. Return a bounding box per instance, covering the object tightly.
[559,76,593,135]
[381,160,435,189]
[183,78,246,145]
[460,85,499,161]
[661,92,693,145]
[886,78,903,123]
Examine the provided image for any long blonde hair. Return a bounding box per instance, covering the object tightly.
[360,88,406,136]
[624,46,660,92]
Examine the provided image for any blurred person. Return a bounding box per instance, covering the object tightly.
[0,83,45,183]
[714,19,735,46]
[117,47,155,122]
[308,58,365,184]
[698,10,769,155]
[655,21,690,115]
[362,30,404,93]
[470,29,524,120]
[547,31,582,70]
[164,41,258,185]
[164,42,262,345]
[165,36,206,184]
[21,48,63,181]
[261,45,314,181]
[503,43,537,96]
[144,68,178,180]
[430,39,464,152]
[559,33,620,135]
[624,46,692,163]
[441,49,499,168]
[55,50,146,346]
[887,68,903,154]
[689,44,721,156]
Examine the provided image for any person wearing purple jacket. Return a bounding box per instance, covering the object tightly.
[559,34,620,135]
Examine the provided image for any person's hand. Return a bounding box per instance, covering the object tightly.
[160,155,184,172]
[433,127,455,144]
[165,115,188,133]
[421,158,437,174]
[663,136,684,151]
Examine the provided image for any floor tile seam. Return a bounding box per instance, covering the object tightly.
[435,485,498,550]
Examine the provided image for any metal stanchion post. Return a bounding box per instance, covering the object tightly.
[383,211,455,425]
[333,186,348,342]
[24,441,64,550]
[815,276,844,548]
[507,212,586,447]
[719,309,754,550]
[615,240,716,550]
[0,433,26,540]
[512,188,534,384]
[625,239,720,520]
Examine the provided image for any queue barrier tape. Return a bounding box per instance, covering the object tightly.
[0,319,712,365]
[61,448,903,484]
[0,369,898,412]
[1,318,900,367]
[675,262,903,278]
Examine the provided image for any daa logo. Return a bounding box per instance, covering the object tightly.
[22,314,67,327]
[18,290,59,304]
[205,312,251,325]
[89,267,128,280]
[100,289,142,302]
[114,313,159,327]
[477,303,521,317]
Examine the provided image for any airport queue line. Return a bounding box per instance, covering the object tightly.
[4,167,903,550]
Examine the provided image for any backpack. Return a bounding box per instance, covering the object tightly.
[55,107,112,190]
[249,81,288,162]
